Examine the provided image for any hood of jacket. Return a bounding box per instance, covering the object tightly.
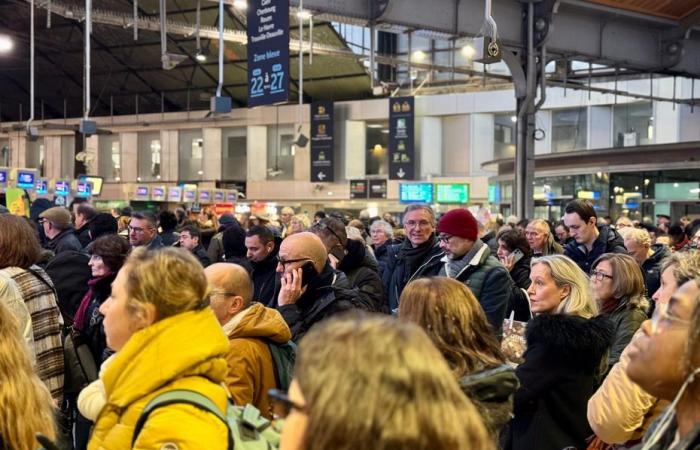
[338,239,379,273]
[526,314,614,373]
[643,243,670,268]
[227,302,291,344]
[102,307,230,408]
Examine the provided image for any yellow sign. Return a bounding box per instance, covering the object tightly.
[5,188,29,217]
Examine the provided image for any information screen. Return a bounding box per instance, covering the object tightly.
[436,184,470,204]
[76,182,92,198]
[399,183,433,203]
[36,179,48,194]
[78,175,103,196]
[0,170,7,183]
[55,181,70,196]
[16,171,35,189]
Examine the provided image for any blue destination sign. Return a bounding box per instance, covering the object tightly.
[247,0,289,106]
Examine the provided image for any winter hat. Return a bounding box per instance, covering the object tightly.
[219,213,236,225]
[437,208,479,241]
[39,206,72,226]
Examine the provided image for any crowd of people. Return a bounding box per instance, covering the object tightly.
[1,197,700,450]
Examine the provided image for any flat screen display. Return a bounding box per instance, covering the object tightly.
[54,181,70,196]
[78,175,103,196]
[136,186,149,197]
[152,187,165,200]
[168,187,183,202]
[399,183,433,203]
[0,170,7,184]
[76,182,92,198]
[184,190,196,202]
[35,179,48,194]
[16,171,35,189]
[436,184,469,204]
[199,191,211,203]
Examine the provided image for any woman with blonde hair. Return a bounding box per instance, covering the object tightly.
[502,254,614,450]
[88,247,230,449]
[284,213,311,237]
[277,313,494,450]
[0,299,56,450]
[590,253,649,368]
[399,277,517,438]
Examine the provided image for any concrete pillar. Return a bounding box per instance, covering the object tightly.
[203,128,223,182]
[247,126,267,181]
[469,113,495,176]
[343,120,365,180]
[417,116,442,178]
[441,115,470,176]
[160,130,178,182]
[44,136,61,180]
[121,133,138,182]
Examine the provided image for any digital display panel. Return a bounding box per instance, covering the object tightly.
[214,191,225,202]
[168,187,183,202]
[399,183,433,203]
[0,170,8,184]
[54,181,70,196]
[136,186,149,197]
[76,182,92,198]
[35,179,48,194]
[184,189,196,202]
[78,175,103,196]
[199,190,211,203]
[436,184,470,204]
[152,187,165,201]
[16,171,35,189]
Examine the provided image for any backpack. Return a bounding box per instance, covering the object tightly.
[267,340,296,392]
[132,390,280,450]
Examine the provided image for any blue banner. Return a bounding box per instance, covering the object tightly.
[247,0,289,106]
[389,96,415,180]
[310,101,334,182]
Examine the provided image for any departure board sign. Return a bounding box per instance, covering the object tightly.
[199,190,212,204]
[78,175,104,196]
[0,168,8,184]
[135,186,150,201]
[436,184,469,204]
[389,97,415,180]
[54,180,70,196]
[349,180,367,199]
[184,188,197,203]
[310,101,334,182]
[16,171,36,189]
[399,183,433,203]
[214,190,225,203]
[226,191,239,203]
[247,0,289,106]
[151,186,166,202]
[36,179,48,194]
[168,187,183,202]
[75,182,92,198]
[369,179,387,199]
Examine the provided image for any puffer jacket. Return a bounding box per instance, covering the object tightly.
[382,237,443,311]
[224,303,292,419]
[564,225,627,273]
[502,313,614,450]
[338,239,386,313]
[588,329,669,445]
[603,299,649,368]
[460,364,519,440]
[88,308,230,450]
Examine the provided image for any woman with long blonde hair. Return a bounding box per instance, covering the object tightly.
[0,297,56,450]
[398,277,517,438]
[278,313,494,450]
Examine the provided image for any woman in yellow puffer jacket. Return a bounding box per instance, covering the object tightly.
[88,247,231,450]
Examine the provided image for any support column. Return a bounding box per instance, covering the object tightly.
[247,126,267,181]
[203,128,223,181]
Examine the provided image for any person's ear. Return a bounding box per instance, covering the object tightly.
[560,284,571,300]
[229,296,245,315]
[137,302,158,328]
[266,241,275,252]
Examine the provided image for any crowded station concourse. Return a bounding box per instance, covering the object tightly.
[3,0,700,448]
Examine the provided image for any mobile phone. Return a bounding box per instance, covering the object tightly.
[300,261,318,286]
[510,249,524,264]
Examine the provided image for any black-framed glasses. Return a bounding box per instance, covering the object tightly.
[276,256,312,267]
[438,234,454,244]
[268,389,306,419]
[590,270,613,282]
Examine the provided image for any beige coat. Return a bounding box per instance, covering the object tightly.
[587,329,669,444]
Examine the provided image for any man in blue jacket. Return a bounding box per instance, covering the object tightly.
[563,199,626,274]
[429,208,512,336]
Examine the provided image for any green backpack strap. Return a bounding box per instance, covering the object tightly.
[131,389,233,450]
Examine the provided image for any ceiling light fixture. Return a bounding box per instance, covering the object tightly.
[233,0,247,10]
[195,52,207,62]
[0,35,13,53]
[296,9,312,20]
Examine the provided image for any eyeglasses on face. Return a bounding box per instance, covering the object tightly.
[590,270,613,282]
[276,256,312,267]
[404,220,432,228]
[268,388,306,419]
[650,302,692,335]
[438,234,454,244]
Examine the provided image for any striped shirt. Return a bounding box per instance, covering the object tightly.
[2,265,65,401]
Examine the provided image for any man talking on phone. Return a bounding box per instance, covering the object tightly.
[275,232,360,342]
[428,208,513,336]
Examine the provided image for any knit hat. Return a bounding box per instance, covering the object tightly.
[437,208,478,241]
[219,213,236,225]
[39,206,72,226]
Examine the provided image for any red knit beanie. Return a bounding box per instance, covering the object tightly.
[437,208,479,241]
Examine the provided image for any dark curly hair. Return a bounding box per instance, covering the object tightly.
[496,228,533,258]
[89,234,130,273]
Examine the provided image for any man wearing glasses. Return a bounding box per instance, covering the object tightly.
[382,204,443,311]
[432,207,512,334]
[274,232,358,342]
[128,211,164,250]
[38,206,84,255]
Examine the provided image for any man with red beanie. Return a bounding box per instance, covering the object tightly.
[432,208,512,335]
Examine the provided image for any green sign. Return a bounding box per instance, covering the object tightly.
[436,184,469,204]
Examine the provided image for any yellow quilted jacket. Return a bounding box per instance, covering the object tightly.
[88,308,231,450]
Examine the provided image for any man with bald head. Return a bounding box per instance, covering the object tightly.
[204,263,292,418]
[275,232,359,341]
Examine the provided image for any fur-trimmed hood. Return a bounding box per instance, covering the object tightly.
[525,314,614,372]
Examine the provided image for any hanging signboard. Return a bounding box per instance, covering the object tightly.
[151,186,167,202]
[247,0,290,106]
[388,97,415,180]
[134,185,150,201]
[349,180,367,199]
[399,183,433,203]
[368,179,388,199]
[198,190,212,204]
[310,101,334,182]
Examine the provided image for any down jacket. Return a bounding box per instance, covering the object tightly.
[338,239,386,313]
[501,313,614,450]
[88,308,230,450]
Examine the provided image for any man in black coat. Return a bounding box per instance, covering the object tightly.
[276,232,359,342]
[382,204,443,311]
[311,218,386,313]
[563,199,627,274]
[74,203,98,248]
[178,225,211,267]
[245,225,280,306]
[39,206,84,255]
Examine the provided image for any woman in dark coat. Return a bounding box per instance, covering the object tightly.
[502,254,614,450]
[399,277,518,442]
[497,228,533,321]
[369,219,395,279]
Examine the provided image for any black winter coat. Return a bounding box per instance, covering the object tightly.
[338,239,386,313]
[44,250,91,326]
[373,242,390,279]
[382,237,443,311]
[509,255,532,290]
[641,244,670,298]
[191,244,211,267]
[278,263,359,342]
[251,242,280,307]
[76,225,91,248]
[460,365,518,440]
[46,228,84,255]
[564,225,627,274]
[80,273,117,365]
[502,314,614,450]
